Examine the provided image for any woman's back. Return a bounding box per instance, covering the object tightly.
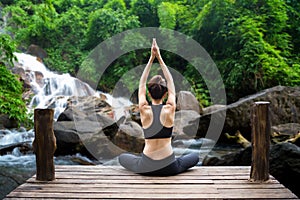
[141,104,175,160]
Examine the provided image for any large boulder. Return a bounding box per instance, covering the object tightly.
[54,95,145,158]
[54,97,116,157]
[269,143,300,198]
[0,114,18,129]
[111,120,144,153]
[26,44,47,60]
[54,120,94,156]
[184,86,300,141]
[173,110,200,139]
[176,91,202,114]
[0,166,35,200]
[272,123,300,136]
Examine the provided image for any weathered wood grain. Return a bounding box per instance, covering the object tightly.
[250,102,271,182]
[5,166,298,199]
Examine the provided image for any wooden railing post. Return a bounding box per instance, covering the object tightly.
[32,109,56,181]
[250,101,270,182]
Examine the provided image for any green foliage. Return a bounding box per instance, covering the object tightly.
[191,0,300,102]
[130,0,159,27]
[103,0,126,11]
[157,2,178,29]
[0,64,28,124]
[0,34,16,65]
[43,6,88,74]
[85,8,140,50]
[0,34,29,126]
[1,0,299,107]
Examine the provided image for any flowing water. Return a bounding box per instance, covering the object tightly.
[14,52,97,120]
[1,53,239,167]
[1,53,103,169]
[1,53,145,168]
[0,53,242,198]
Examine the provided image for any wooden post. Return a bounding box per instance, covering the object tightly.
[32,109,56,181]
[250,101,270,182]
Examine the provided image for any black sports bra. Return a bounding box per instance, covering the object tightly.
[143,104,173,139]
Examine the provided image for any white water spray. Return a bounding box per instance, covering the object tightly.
[14,52,132,120]
[14,53,98,119]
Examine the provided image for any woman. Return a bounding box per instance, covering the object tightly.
[118,39,199,176]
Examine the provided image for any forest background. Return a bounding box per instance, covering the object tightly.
[0,0,299,125]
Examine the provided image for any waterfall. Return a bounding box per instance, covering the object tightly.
[0,52,133,167]
[13,52,133,120]
[14,53,100,120]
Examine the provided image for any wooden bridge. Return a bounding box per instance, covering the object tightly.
[5,165,298,199]
[4,103,299,199]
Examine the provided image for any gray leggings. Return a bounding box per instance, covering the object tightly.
[118,152,199,176]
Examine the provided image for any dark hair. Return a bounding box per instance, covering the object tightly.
[147,75,167,100]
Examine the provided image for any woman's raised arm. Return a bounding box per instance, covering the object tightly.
[138,39,156,108]
[154,40,176,107]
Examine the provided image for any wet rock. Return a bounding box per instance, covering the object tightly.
[112,120,144,153]
[203,145,252,166]
[202,104,226,115]
[184,86,300,142]
[0,142,32,156]
[272,123,300,135]
[57,107,88,122]
[54,97,147,158]
[173,110,200,139]
[54,103,144,158]
[11,67,31,89]
[26,44,47,60]
[53,121,83,156]
[53,117,115,156]
[66,96,113,118]
[127,104,141,125]
[269,143,300,198]
[0,114,18,129]
[176,91,202,114]
[0,166,35,200]
[34,71,44,87]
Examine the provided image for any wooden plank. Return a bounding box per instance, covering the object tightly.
[54,165,252,171]
[54,166,252,173]
[13,187,218,194]
[18,182,287,189]
[218,188,298,199]
[6,191,297,199]
[17,183,217,189]
[36,174,252,180]
[26,177,214,184]
[5,166,298,200]
[213,179,279,184]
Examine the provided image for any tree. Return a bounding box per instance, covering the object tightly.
[130,0,159,27]
[1,0,299,105]
[84,8,140,50]
[190,0,299,102]
[0,34,28,126]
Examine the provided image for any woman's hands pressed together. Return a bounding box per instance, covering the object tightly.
[151,38,161,60]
